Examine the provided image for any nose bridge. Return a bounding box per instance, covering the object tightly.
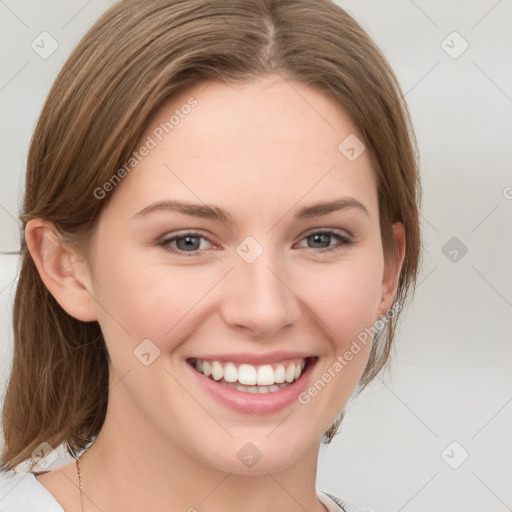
[221,241,300,336]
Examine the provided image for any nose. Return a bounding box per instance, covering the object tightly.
[219,249,302,338]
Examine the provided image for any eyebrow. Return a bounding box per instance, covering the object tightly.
[132,197,370,222]
[295,198,370,219]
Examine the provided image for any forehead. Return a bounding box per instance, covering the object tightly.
[104,75,378,222]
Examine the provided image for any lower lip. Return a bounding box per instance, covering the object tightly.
[187,358,317,415]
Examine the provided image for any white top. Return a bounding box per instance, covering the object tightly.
[0,471,373,512]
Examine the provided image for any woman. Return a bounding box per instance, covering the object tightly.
[0,1,421,511]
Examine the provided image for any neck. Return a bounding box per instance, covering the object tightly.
[77,374,327,512]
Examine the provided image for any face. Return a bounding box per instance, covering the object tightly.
[77,74,402,474]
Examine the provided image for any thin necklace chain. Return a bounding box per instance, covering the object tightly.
[75,456,84,512]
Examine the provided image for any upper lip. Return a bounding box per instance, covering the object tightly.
[187,352,317,366]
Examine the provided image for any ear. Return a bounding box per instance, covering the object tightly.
[25,219,98,322]
[376,222,406,319]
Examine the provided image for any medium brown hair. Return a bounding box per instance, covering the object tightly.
[1,0,421,471]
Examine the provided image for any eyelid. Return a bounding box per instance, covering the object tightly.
[160,229,214,240]
[158,230,217,255]
[300,226,353,240]
[158,227,354,255]
[294,228,353,251]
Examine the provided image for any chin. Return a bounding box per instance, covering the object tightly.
[198,429,318,475]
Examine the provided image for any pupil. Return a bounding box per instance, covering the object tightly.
[310,233,330,248]
[178,236,200,251]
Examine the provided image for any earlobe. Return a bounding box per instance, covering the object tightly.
[25,219,98,322]
[378,222,406,318]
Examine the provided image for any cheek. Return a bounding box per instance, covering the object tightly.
[292,258,384,416]
[91,230,384,361]
[296,257,384,348]
[91,248,224,351]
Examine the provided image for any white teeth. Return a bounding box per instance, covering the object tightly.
[223,362,238,383]
[202,360,212,377]
[285,364,296,383]
[190,358,309,388]
[211,361,223,381]
[274,364,285,383]
[221,381,291,393]
[238,364,257,385]
[256,365,274,386]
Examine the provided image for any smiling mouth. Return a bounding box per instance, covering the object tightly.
[186,356,316,394]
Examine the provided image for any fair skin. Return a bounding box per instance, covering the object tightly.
[27,74,405,512]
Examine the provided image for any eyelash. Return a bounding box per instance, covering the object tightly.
[158,229,353,256]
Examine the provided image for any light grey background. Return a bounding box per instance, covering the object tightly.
[0,1,511,511]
